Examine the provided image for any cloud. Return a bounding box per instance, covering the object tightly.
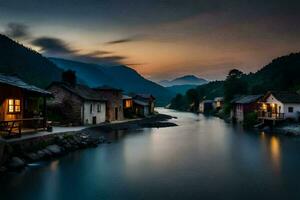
[74,54,127,65]
[31,36,127,65]
[31,37,76,54]
[105,35,146,45]
[3,22,30,39]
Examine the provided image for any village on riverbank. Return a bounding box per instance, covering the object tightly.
[0,71,177,172]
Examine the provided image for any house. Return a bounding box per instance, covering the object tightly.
[0,74,52,136]
[199,100,214,113]
[47,82,106,125]
[94,86,124,122]
[133,94,155,117]
[122,95,133,118]
[231,95,262,123]
[213,97,224,110]
[258,91,300,122]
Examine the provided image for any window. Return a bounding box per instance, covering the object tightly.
[90,104,93,114]
[124,100,132,108]
[8,99,21,113]
[97,104,101,112]
[288,107,294,113]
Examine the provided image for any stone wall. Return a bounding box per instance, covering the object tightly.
[47,85,83,125]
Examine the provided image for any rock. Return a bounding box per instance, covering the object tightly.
[41,149,53,157]
[25,152,40,161]
[7,157,25,169]
[285,131,298,137]
[262,126,271,132]
[46,145,62,155]
[37,150,46,159]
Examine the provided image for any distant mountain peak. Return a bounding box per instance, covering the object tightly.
[159,74,208,87]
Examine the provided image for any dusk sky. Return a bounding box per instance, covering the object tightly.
[0,0,300,81]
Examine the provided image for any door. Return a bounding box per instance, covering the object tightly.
[115,107,118,120]
[92,116,97,124]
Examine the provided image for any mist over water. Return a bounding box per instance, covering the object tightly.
[1,108,300,200]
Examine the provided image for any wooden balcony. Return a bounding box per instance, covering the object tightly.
[0,117,47,138]
[257,111,284,121]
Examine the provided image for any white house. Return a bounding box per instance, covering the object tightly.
[199,100,214,113]
[213,97,224,110]
[82,101,106,125]
[47,82,107,125]
[258,91,300,121]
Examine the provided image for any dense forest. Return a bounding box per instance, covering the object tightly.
[169,53,300,112]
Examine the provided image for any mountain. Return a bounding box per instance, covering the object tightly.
[0,34,63,88]
[159,75,208,87]
[165,84,198,95]
[169,52,300,111]
[160,75,208,95]
[49,58,174,105]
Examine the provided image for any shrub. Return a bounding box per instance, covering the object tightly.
[244,112,258,128]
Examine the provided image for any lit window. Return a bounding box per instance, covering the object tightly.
[125,100,132,108]
[8,99,21,113]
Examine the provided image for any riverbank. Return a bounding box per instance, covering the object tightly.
[0,113,177,173]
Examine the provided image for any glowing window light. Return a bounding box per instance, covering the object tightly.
[7,99,21,113]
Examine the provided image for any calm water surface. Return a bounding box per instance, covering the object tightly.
[1,108,300,200]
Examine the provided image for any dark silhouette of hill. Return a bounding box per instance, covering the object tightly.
[170,52,300,110]
[0,34,62,87]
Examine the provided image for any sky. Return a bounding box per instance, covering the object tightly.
[0,0,300,81]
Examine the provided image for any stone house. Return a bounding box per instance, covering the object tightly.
[94,86,124,122]
[133,94,155,117]
[47,82,106,125]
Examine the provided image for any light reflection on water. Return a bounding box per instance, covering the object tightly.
[1,108,300,200]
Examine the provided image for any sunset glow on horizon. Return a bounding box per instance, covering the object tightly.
[1,0,299,81]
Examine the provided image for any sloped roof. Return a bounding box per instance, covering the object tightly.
[200,100,214,103]
[95,85,123,91]
[134,94,155,100]
[122,95,132,100]
[266,91,300,103]
[49,82,106,101]
[214,97,224,101]
[133,99,149,106]
[232,94,263,104]
[0,74,51,96]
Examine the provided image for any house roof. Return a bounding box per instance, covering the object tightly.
[200,100,214,103]
[133,99,149,106]
[265,91,300,104]
[231,94,263,104]
[134,94,155,100]
[94,85,123,91]
[122,95,132,100]
[49,82,106,102]
[0,74,51,96]
[214,97,224,101]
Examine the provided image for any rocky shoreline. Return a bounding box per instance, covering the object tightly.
[0,114,177,173]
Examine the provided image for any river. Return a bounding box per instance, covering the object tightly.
[1,108,300,200]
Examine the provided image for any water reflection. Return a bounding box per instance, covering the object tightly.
[2,109,300,200]
[270,136,281,172]
[50,160,60,171]
[260,131,281,173]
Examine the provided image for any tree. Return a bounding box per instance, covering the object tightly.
[224,69,247,102]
